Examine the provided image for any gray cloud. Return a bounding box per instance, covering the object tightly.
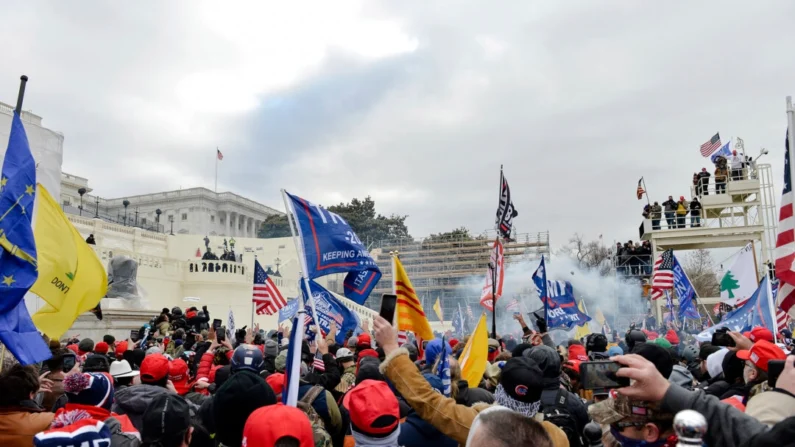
[1,1,794,249]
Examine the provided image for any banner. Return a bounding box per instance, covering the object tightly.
[479,239,504,311]
[278,299,300,323]
[673,255,700,320]
[531,276,592,330]
[697,276,776,341]
[710,141,732,164]
[720,243,758,306]
[301,279,359,345]
[285,191,381,304]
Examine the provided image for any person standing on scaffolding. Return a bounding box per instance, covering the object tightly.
[714,155,729,194]
[730,149,744,180]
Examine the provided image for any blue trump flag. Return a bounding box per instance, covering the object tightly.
[283,311,305,406]
[672,255,700,320]
[710,141,732,164]
[438,335,451,396]
[0,112,50,365]
[285,192,381,305]
[301,279,359,345]
[697,276,776,341]
[278,298,300,323]
[532,268,591,330]
[452,307,464,337]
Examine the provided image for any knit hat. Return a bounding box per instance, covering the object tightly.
[275,350,288,372]
[63,372,114,411]
[243,405,314,447]
[169,359,191,395]
[607,346,624,357]
[699,343,721,361]
[35,419,111,447]
[77,338,94,354]
[632,342,674,378]
[140,353,170,384]
[82,354,110,373]
[141,394,191,445]
[213,371,277,447]
[356,356,384,383]
[343,379,400,437]
[706,348,729,378]
[264,339,279,357]
[494,357,544,417]
[651,338,672,349]
[722,351,746,383]
[424,339,452,367]
[93,342,109,355]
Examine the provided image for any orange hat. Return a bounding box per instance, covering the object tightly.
[737,340,786,372]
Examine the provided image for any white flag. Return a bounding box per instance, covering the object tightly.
[227,307,236,342]
[720,243,758,306]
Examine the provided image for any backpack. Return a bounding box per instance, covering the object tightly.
[540,389,583,447]
[296,385,333,447]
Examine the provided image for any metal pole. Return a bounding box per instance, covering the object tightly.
[215,147,219,193]
[642,177,651,207]
[491,252,497,339]
[14,75,28,114]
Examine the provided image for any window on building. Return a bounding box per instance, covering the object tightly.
[211,215,215,223]
[141,218,147,225]
[182,213,188,221]
[62,199,70,207]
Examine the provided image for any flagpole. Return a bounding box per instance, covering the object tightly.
[215,147,218,193]
[392,252,399,328]
[14,75,28,114]
[766,277,778,343]
[542,255,549,326]
[490,240,498,339]
[281,190,320,343]
[641,176,650,207]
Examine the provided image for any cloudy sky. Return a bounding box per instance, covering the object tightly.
[2,1,794,248]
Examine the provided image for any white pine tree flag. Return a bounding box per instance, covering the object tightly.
[720,243,758,306]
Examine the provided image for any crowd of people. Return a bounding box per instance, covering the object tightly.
[614,240,653,277]
[1,306,795,446]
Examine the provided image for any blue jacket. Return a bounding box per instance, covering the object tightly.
[398,411,457,447]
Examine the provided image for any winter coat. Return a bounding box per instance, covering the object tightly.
[399,411,458,447]
[697,171,711,187]
[157,321,170,336]
[111,384,172,431]
[380,348,569,447]
[650,204,663,219]
[525,345,590,434]
[302,353,342,392]
[675,200,689,216]
[54,403,140,447]
[0,401,54,447]
[663,199,677,213]
[741,416,795,447]
[690,200,702,216]
[715,167,729,182]
[662,383,768,447]
[454,381,495,407]
[746,389,795,427]
[669,365,696,390]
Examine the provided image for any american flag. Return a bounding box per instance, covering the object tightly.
[651,249,674,300]
[506,298,520,311]
[217,148,224,160]
[312,348,325,372]
[777,309,790,332]
[636,177,645,200]
[397,330,408,346]
[700,133,722,157]
[253,260,287,315]
[776,129,795,318]
[466,304,474,320]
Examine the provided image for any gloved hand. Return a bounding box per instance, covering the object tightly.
[535,316,548,334]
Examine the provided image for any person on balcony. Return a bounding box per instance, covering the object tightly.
[675,196,689,229]
[715,163,729,194]
[730,150,745,180]
[650,201,662,230]
[690,197,703,228]
[662,196,677,229]
[697,168,711,196]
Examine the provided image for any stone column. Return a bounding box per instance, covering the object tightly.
[229,212,237,237]
[254,219,260,238]
[247,217,254,237]
[224,211,230,236]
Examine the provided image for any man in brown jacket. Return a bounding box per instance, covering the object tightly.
[373,316,569,446]
[0,364,54,447]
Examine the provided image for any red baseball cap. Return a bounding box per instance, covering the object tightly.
[266,373,285,396]
[140,354,170,383]
[563,359,581,374]
[93,342,109,354]
[749,327,774,343]
[737,340,786,372]
[568,344,588,362]
[168,359,190,395]
[357,333,372,348]
[243,405,314,447]
[343,380,399,436]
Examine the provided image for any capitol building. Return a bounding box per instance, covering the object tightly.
[0,102,378,341]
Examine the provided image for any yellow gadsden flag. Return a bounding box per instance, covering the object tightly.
[433,297,444,324]
[31,185,107,339]
[459,313,489,388]
[574,300,591,340]
[393,256,434,340]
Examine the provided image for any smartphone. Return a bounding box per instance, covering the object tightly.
[212,319,222,330]
[579,361,630,390]
[768,359,785,388]
[712,328,736,347]
[217,326,226,343]
[129,329,138,341]
[62,354,76,373]
[379,293,398,324]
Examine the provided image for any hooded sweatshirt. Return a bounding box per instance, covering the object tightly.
[111,384,171,432]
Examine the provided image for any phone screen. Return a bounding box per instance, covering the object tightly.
[212,319,222,330]
[129,329,138,341]
[217,326,226,343]
[380,293,398,324]
[768,359,785,388]
[580,361,629,390]
[62,355,76,373]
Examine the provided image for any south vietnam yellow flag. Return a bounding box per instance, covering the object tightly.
[393,256,434,340]
[31,185,107,339]
[433,297,444,324]
[459,313,489,388]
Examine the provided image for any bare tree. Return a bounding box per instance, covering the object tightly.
[683,249,720,298]
[560,233,613,276]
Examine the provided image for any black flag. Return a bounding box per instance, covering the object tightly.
[495,169,518,240]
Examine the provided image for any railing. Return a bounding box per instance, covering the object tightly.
[185,260,251,282]
[690,166,758,197]
[613,254,653,278]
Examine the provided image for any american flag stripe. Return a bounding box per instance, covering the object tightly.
[312,351,325,372]
[777,309,790,332]
[777,128,795,317]
[651,249,674,300]
[636,178,645,200]
[700,133,722,157]
[397,330,407,346]
[253,260,287,315]
[506,299,520,311]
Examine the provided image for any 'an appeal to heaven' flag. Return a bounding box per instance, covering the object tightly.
[285,192,381,305]
[721,243,758,307]
[672,254,700,320]
[531,273,592,330]
[301,279,359,345]
[776,128,795,317]
[495,168,518,240]
[278,298,300,323]
[480,238,504,311]
[252,259,287,315]
[393,255,434,340]
[700,132,722,157]
[697,276,777,342]
[0,110,50,365]
[30,185,107,339]
[459,313,489,388]
[651,249,674,300]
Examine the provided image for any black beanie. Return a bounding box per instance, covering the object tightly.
[722,351,745,384]
[213,370,276,447]
[631,343,674,379]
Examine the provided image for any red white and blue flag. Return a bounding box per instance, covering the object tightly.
[651,250,675,300]
[776,129,795,318]
[253,260,287,315]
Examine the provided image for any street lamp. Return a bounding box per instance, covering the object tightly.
[155,209,162,232]
[122,200,130,226]
[134,207,139,227]
[169,215,174,235]
[94,196,100,218]
[77,187,86,216]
